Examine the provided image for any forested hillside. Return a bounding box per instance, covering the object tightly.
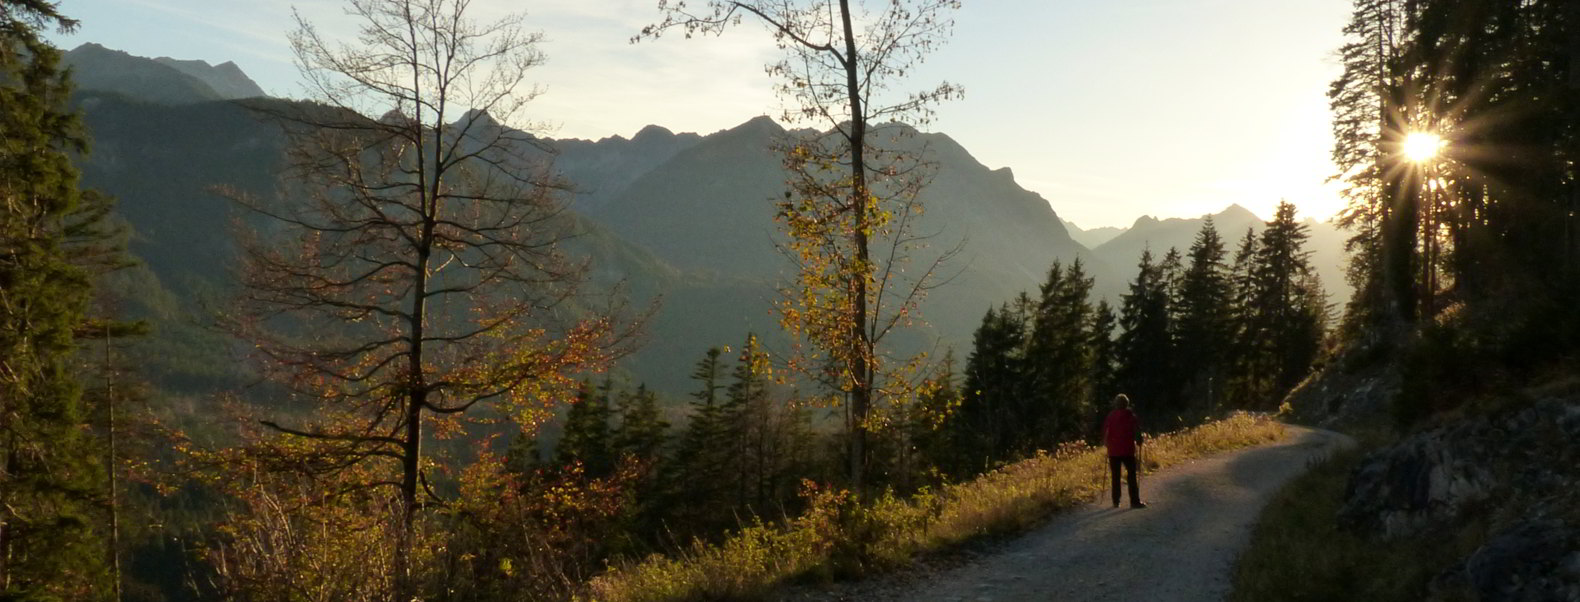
[64,46,1108,397]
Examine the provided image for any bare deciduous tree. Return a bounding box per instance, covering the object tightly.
[221,0,638,593]
[639,0,962,493]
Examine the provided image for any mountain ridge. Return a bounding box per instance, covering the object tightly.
[64,43,1352,396]
[1090,204,1351,303]
[64,43,223,104]
[152,55,266,99]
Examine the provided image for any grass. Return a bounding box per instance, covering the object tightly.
[1229,443,1486,602]
[584,412,1287,602]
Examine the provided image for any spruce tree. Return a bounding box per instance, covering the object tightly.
[1024,260,1095,447]
[1329,0,1408,326]
[1174,219,1235,412]
[0,4,116,597]
[613,384,668,466]
[959,303,1028,471]
[611,383,668,547]
[1088,299,1120,410]
[1241,203,1328,406]
[1226,228,1262,407]
[666,348,731,539]
[556,380,614,477]
[1117,249,1176,423]
[724,333,772,509]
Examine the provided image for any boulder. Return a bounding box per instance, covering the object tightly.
[1464,519,1580,602]
[1339,400,1578,540]
[1338,427,1495,539]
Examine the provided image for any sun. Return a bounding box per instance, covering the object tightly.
[1403,132,1444,163]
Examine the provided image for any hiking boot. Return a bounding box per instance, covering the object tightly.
[1130,501,1148,509]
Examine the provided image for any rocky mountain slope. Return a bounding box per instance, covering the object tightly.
[152,55,266,99]
[65,43,1354,397]
[64,43,232,104]
[64,46,1101,396]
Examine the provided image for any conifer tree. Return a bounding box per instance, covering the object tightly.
[957,303,1027,471]
[672,349,724,482]
[665,348,732,539]
[1023,260,1095,447]
[1117,249,1176,422]
[1226,228,1262,407]
[611,383,668,548]
[1239,203,1328,406]
[613,384,668,464]
[557,381,614,478]
[1330,0,1409,325]
[0,3,121,597]
[1159,247,1186,303]
[1088,299,1120,411]
[1156,247,1189,413]
[724,333,773,509]
[1173,219,1235,412]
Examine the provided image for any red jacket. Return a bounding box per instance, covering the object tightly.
[1103,409,1140,457]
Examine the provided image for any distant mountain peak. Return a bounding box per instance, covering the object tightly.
[1218,203,1258,220]
[631,124,675,143]
[66,43,266,102]
[379,109,414,125]
[64,43,221,104]
[152,54,265,99]
[455,108,499,128]
[731,115,785,135]
[872,121,920,136]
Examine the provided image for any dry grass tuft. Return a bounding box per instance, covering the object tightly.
[586,412,1286,602]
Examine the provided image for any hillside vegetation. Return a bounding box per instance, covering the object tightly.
[589,413,1285,602]
[1231,0,1580,599]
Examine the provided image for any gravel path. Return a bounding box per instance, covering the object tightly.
[779,425,1353,602]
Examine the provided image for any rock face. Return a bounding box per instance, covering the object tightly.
[1339,398,1580,600]
[1463,520,1580,602]
[1337,421,1498,539]
[1288,356,1400,428]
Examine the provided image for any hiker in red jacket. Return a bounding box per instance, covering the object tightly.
[1103,394,1147,509]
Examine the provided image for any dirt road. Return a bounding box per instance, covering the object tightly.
[781,426,1352,602]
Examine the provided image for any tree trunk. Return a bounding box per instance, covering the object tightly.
[1568,0,1580,273]
[0,447,9,591]
[838,0,871,496]
[395,108,438,602]
[106,326,122,602]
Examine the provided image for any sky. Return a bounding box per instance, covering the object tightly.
[46,0,1353,229]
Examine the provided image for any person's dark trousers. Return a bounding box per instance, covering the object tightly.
[1109,455,1140,506]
